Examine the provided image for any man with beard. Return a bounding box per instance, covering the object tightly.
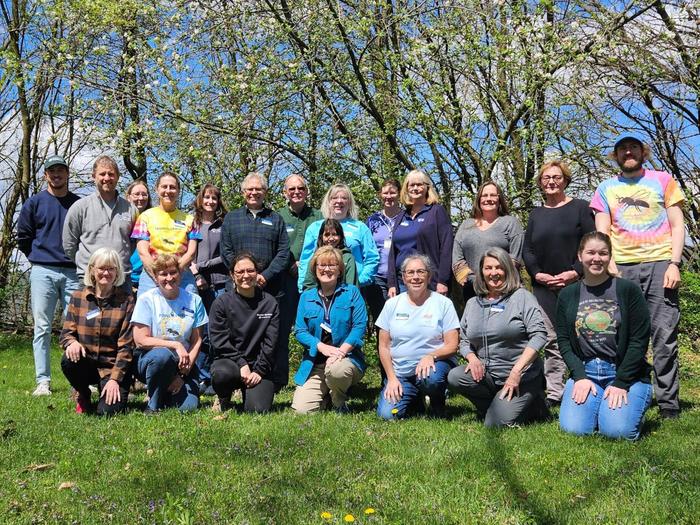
[590,136,685,419]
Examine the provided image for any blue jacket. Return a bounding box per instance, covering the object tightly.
[297,218,379,291]
[293,283,368,385]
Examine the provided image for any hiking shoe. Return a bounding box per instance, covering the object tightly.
[660,409,680,419]
[32,381,51,396]
[75,391,93,414]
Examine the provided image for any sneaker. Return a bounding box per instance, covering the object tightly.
[660,409,680,419]
[334,402,351,414]
[75,391,93,414]
[32,381,51,396]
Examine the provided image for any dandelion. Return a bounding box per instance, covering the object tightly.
[344,514,355,522]
[364,507,376,515]
[320,511,332,520]
[391,408,398,415]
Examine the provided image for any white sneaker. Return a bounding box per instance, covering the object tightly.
[32,381,51,396]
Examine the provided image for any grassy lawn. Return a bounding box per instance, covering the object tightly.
[0,333,698,525]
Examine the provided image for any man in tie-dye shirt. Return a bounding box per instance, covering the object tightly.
[590,136,685,419]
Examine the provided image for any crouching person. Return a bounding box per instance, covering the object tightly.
[60,248,135,415]
[209,253,279,413]
[131,254,208,413]
[292,246,368,414]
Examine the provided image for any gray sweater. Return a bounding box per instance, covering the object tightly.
[459,287,546,383]
[452,216,524,281]
[62,191,138,277]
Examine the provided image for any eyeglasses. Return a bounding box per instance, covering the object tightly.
[244,187,264,193]
[234,268,257,276]
[95,266,117,274]
[318,264,339,270]
[541,175,564,183]
[403,269,428,277]
[408,182,427,188]
[286,186,307,192]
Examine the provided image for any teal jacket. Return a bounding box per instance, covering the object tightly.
[293,283,367,385]
[555,277,652,390]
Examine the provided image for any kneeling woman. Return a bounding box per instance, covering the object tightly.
[448,247,548,427]
[376,254,460,420]
[131,254,208,412]
[60,248,135,415]
[209,253,279,413]
[292,246,368,413]
[556,232,652,440]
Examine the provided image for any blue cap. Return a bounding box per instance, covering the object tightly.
[613,136,644,151]
[44,155,68,170]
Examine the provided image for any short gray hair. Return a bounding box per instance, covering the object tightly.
[472,247,520,297]
[84,247,125,288]
[241,171,268,192]
[400,254,435,277]
[320,183,359,220]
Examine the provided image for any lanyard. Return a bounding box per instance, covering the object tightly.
[318,289,337,323]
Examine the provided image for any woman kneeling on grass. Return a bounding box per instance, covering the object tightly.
[376,254,460,419]
[60,248,135,415]
[447,247,549,427]
[209,252,279,413]
[131,254,208,413]
[556,232,653,440]
[292,246,368,413]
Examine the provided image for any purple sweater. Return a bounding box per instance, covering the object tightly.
[387,203,453,290]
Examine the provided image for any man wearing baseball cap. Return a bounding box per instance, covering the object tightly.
[17,155,81,396]
[590,136,685,419]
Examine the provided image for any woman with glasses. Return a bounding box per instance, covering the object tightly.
[448,247,549,427]
[523,160,595,407]
[209,252,279,413]
[376,254,460,419]
[452,180,523,302]
[125,180,151,292]
[292,246,368,413]
[60,248,135,415]
[387,170,453,297]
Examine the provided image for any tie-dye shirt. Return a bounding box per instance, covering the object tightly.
[590,170,684,264]
[130,207,201,261]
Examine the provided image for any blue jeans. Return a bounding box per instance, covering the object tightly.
[377,360,453,419]
[559,358,652,440]
[134,348,199,412]
[137,270,196,299]
[30,264,80,384]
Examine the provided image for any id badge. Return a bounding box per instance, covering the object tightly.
[491,304,505,313]
[86,308,100,320]
[383,239,392,250]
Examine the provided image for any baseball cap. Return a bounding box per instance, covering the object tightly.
[44,155,69,170]
[613,136,644,151]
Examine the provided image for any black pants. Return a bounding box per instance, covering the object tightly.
[211,358,275,413]
[60,355,130,416]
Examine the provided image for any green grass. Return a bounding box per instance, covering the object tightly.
[1,334,698,525]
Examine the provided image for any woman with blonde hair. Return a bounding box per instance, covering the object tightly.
[387,169,453,297]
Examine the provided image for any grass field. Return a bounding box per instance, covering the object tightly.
[0,333,698,525]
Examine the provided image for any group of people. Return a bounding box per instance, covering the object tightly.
[16,134,685,440]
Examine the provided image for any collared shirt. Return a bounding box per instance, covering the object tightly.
[59,287,135,383]
[276,204,323,263]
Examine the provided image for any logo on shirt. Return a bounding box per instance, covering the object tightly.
[257,312,273,319]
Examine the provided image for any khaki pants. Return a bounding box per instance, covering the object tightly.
[292,359,363,413]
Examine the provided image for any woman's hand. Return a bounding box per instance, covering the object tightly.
[383,377,403,404]
[189,262,199,275]
[101,379,121,406]
[317,342,338,357]
[500,369,522,401]
[173,342,190,370]
[466,354,485,382]
[535,272,555,286]
[436,283,449,295]
[603,385,628,409]
[571,378,597,404]
[415,355,436,380]
[65,341,86,362]
[240,365,262,388]
[387,287,397,298]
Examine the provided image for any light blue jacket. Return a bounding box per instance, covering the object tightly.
[293,283,368,385]
[297,218,379,292]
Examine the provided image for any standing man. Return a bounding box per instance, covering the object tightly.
[62,155,139,286]
[17,155,81,396]
[276,174,323,355]
[590,136,685,419]
[220,172,291,389]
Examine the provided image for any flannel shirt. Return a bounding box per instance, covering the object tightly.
[59,287,135,383]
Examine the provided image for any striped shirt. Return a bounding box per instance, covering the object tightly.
[59,287,135,382]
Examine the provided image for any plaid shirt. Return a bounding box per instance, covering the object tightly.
[220,205,290,290]
[59,287,135,383]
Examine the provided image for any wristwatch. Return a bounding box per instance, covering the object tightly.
[669,260,683,269]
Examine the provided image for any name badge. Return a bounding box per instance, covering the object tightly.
[400,221,409,227]
[490,304,505,313]
[181,306,194,316]
[286,226,295,233]
[86,309,101,320]
[320,322,332,333]
[395,312,410,320]
[173,220,186,229]
[383,239,392,250]
[260,219,273,226]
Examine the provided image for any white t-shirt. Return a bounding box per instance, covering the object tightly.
[376,291,460,377]
[131,287,208,350]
